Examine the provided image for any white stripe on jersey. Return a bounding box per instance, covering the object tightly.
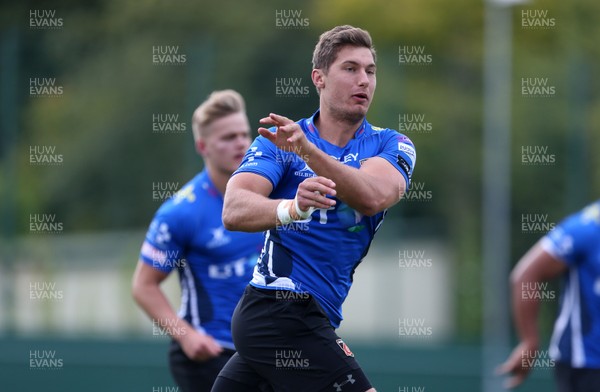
[250,270,296,290]
[177,273,189,319]
[250,231,298,290]
[182,264,205,333]
[267,238,275,277]
[570,269,585,367]
[549,268,586,367]
[141,241,167,265]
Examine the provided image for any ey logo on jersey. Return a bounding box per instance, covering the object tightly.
[329,153,359,164]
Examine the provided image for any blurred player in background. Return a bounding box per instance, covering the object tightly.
[132,90,263,392]
[212,25,416,392]
[499,200,600,392]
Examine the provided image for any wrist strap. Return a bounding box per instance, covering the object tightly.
[277,200,294,225]
[277,198,315,224]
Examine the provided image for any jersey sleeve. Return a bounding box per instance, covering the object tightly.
[540,203,600,266]
[376,131,416,189]
[233,131,284,188]
[139,208,188,274]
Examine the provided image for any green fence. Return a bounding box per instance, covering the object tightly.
[0,336,555,392]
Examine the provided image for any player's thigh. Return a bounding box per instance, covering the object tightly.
[213,352,272,392]
[255,294,373,392]
[573,367,600,392]
[554,363,600,392]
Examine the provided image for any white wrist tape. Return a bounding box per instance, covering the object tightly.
[277,200,294,225]
[294,197,315,220]
[277,198,315,225]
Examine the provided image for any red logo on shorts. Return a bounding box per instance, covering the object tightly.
[336,339,354,357]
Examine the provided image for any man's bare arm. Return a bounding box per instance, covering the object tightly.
[497,242,567,388]
[131,261,222,361]
[302,147,405,216]
[222,172,337,232]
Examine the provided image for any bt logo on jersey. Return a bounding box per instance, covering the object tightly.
[208,258,247,279]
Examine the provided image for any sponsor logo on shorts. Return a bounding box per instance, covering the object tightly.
[333,374,356,391]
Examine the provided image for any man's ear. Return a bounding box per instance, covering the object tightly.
[312,68,325,91]
[195,139,206,156]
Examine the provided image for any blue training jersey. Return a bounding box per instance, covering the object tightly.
[233,110,416,328]
[139,170,263,349]
[541,200,600,368]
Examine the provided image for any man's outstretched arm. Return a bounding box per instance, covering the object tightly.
[258,113,408,216]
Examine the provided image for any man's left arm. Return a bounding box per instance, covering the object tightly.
[258,113,413,216]
[302,149,404,216]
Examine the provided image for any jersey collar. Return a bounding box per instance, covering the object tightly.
[305,110,369,140]
[200,170,222,199]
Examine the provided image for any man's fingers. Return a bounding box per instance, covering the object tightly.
[495,361,512,376]
[259,113,292,127]
[504,373,525,389]
[258,127,277,142]
[302,177,336,196]
[313,194,336,208]
[303,185,337,200]
[259,117,275,126]
[296,177,337,210]
[209,343,223,356]
[310,177,337,191]
[496,352,531,390]
[269,113,292,124]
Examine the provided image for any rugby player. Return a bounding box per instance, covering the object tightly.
[499,200,600,391]
[132,90,263,392]
[212,26,417,392]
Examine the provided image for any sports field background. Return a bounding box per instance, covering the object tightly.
[1,1,600,391]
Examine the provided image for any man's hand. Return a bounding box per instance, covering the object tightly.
[496,340,539,389]
[295,176,337,212]
[258,113,314,156]
[178,329,223,362]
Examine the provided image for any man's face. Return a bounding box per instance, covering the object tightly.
[198,111,251,174]
[314,45,376,123]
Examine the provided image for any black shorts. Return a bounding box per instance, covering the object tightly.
[213,285,372,392]
[168,339,236,392]
[554,362,600,392]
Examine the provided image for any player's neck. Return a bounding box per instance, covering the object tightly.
[315,107,363,147]
[205,163,230,196]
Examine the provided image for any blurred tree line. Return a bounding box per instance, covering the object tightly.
[1,0,599,341]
